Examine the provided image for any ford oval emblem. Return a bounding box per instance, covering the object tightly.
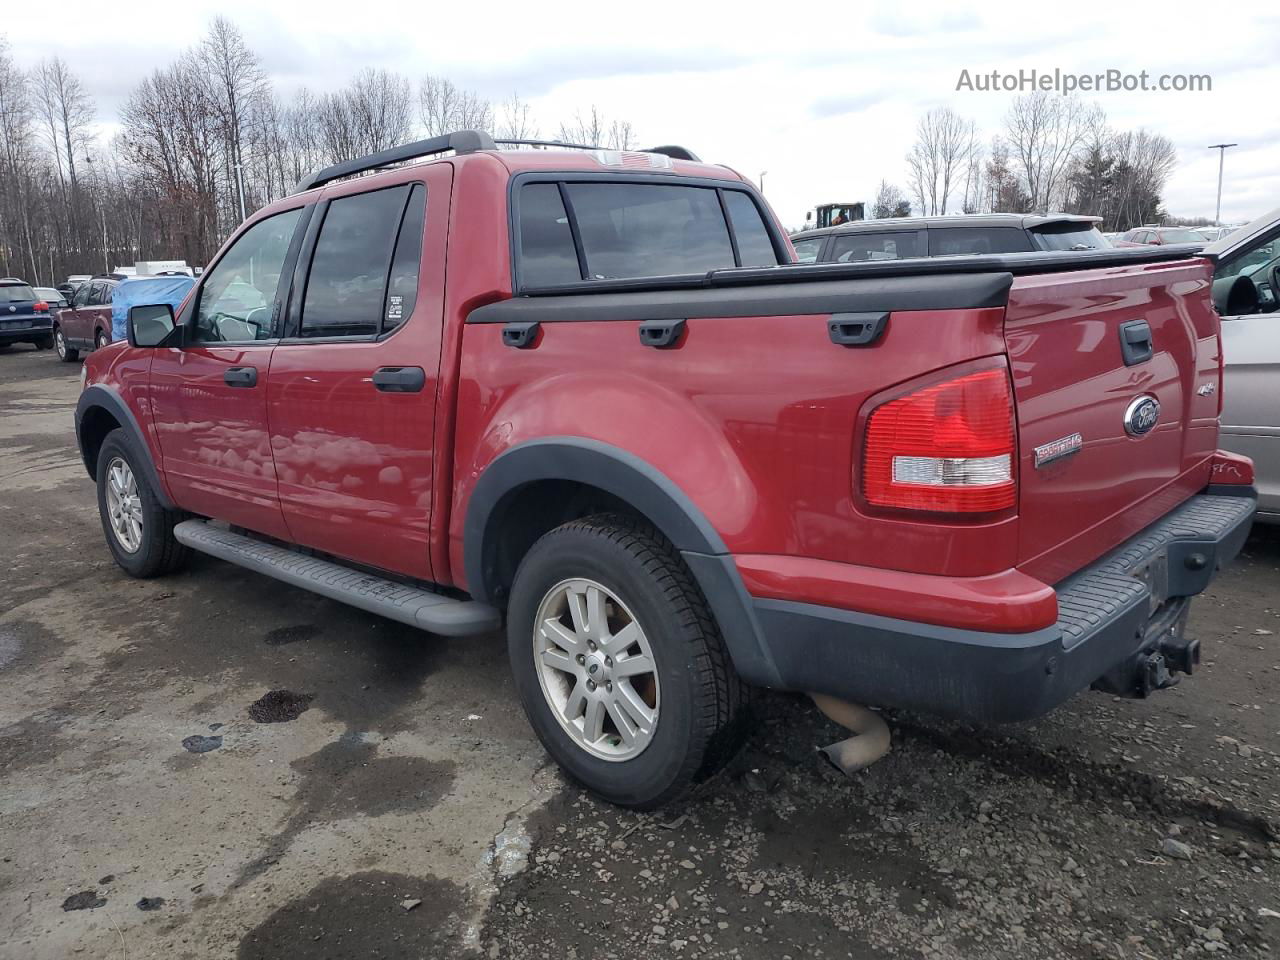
[1124,395,1160,437]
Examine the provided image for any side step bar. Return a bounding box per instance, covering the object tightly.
[173,520,501,637]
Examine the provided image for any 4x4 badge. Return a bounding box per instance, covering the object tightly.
[1124,395,1161,437]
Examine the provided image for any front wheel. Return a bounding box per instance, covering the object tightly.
[95,328,110,351]
[54,325,79,362]
[95,429,190,578]
[507,514,748,808]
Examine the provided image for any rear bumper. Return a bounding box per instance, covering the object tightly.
[0,316,52,342]
[751,491,1256,723]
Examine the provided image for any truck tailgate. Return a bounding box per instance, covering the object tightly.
[1005,258,1222,584]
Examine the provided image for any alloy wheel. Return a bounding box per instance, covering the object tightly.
[532,578,660,761]
[105,456,143,553]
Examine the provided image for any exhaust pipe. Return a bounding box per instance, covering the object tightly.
[809,693,892,776]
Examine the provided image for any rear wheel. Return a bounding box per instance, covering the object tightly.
[34,334,53,350]
[96,429,190,578]
[507,514,748,808]
[54,325,78,362]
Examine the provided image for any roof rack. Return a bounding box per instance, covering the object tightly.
[491,139,700,162]
[292,130,496,194]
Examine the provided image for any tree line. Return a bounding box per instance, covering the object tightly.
[881,93,1177,228]
[0,19,636,285]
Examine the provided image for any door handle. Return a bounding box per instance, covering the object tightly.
[224,366,257,387]
[1119,319,1154,366]
[638,319,686,349]
[371,366,426,393]
[828,312,888,347]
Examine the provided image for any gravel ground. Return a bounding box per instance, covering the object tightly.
[1,343,1277,960]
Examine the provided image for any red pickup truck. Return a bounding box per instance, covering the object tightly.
[74,132,1256,807]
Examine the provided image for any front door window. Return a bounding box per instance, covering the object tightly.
[194,208,303,343]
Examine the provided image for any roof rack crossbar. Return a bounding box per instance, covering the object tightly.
[292,130,496,194]
[492,139,701,163]
[492,138,602,151]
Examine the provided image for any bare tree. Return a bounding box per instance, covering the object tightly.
[871,180,910,219]
[200,16,268,223]
[318,69,413,163]
[905,107,975,216]
[496,92,537,140]
[1004,92,1100,211]
[419,75,492,136]
[984,136,1029,213]
[31,57,94,243]
[0,38,39,279]
[557,106,635,148]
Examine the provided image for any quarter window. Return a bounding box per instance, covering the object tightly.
[722,191,779,267]
[518,183,580,287]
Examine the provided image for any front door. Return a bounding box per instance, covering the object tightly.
[266,168,447,581]
[147,205,308,539]
[62,281,97,347]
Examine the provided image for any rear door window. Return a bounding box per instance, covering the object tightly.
[87,282,106,306]
[929,227,1032,256]
[830,232,921,262]
[301,185,411,338]
[382,184,426,334]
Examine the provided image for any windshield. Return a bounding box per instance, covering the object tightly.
[0,284,36,303]
[1031,223,1108,251]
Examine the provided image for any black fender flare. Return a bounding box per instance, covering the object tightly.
[463,437,782,687]
[75,384,176,510]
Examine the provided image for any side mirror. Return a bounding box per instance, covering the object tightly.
[129,303,177,347]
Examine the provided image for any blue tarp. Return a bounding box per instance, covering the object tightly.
[111,276,196,342]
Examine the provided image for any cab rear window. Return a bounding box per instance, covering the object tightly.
[516,179,780,289]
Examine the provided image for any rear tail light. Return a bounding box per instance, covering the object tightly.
[33,301,48,312]
[862,366,1016,513]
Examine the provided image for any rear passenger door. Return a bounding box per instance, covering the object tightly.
[266,166,448,581]
[64,282,96,345]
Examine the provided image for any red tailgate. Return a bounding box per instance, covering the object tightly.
[1005,258,1222,584]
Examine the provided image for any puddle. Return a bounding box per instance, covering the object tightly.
[62,891,106,911]
[182,735,223,753]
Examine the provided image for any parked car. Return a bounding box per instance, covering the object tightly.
[1195,226,1237,243]
[1113,226,1207,247]
[1205,206,1280,523]
[34,286,70,317]
[0,278,55,351]
[110,275,195,343]
[74,132,1254,808]
[790,214,1108,264]
[53,276,119,361]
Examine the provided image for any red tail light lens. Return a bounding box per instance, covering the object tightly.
[33,301,48,312]
[862,367,1016,513]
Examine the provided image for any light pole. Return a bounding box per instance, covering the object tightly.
[1207,143,1237,225]
[85,155,109,273]
[233,161,248,222]
[759,171,767,195]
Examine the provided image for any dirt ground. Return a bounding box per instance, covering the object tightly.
[1,343,1277,960]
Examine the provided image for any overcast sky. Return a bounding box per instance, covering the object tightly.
[7,1,1277,228]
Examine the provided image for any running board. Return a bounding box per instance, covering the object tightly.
[173,520,501,637]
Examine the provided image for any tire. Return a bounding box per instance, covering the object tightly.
[34,334,53,350]
[96,429,190,578]
[0,343,10,352]
[95,328,109,351]
[507,514,748,808]
[54,325,78,362]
